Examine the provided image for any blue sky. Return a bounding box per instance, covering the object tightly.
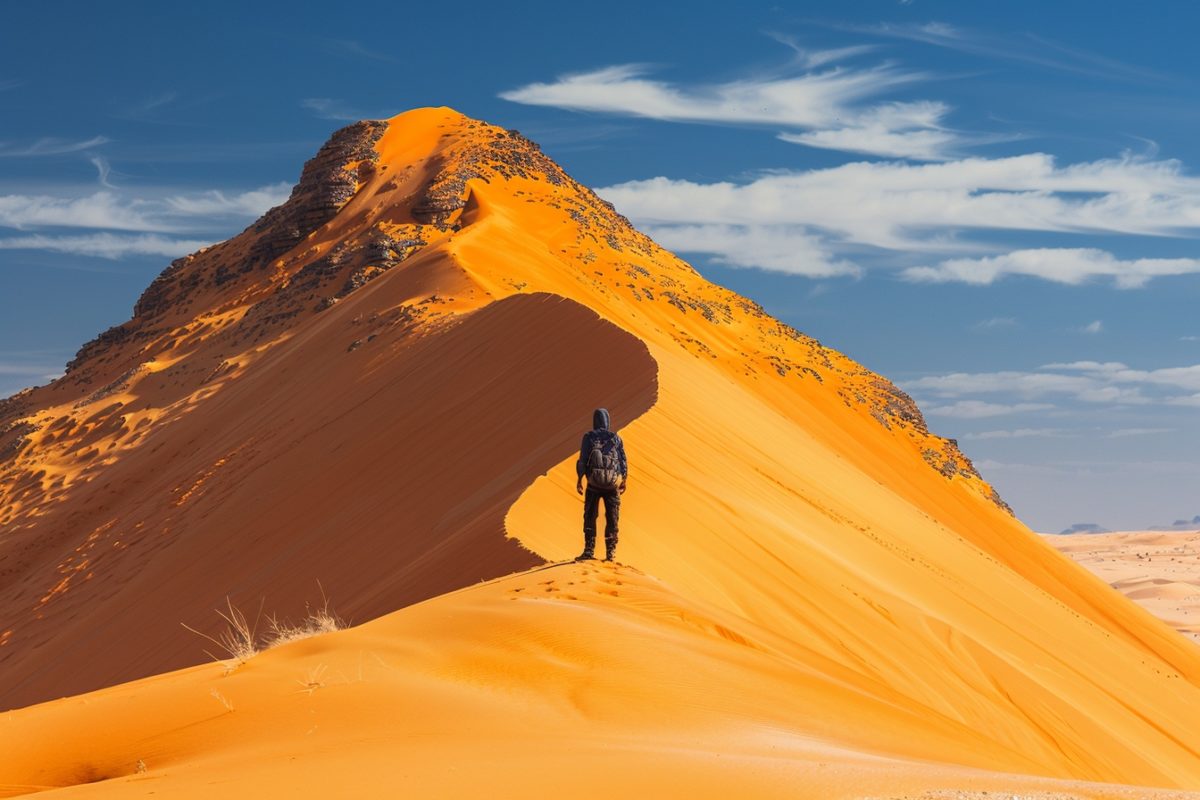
[2,0,1198,531]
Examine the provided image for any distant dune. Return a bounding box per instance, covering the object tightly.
[3,108,1200,797]
[1045,530,1200,643]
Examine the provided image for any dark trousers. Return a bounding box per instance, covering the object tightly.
[582,486,620,556]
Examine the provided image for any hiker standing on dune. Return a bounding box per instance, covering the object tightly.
[575,408,628,562]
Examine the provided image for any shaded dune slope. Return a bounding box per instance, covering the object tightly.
[0,290,656,708]
[1,107,1199,793]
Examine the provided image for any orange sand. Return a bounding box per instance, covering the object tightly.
[2,108,1200,797]
[3,563,1199,799]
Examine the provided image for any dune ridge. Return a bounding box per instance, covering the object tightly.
[2,108,1199,796]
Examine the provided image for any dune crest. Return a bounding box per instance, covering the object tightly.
[2,107,1199,794]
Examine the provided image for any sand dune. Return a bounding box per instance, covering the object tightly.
[4,563,1199,799]
[2,108,1200,796]
[0,290,657,708]
[1046,530,1200,643]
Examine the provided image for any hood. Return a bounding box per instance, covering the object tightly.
[593,408,610,431]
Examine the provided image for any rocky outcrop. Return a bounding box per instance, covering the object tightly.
[64,322,137,375]
[244,120,388,270]
[869,377,929,434]
[64,120,392,378]
[0,420,36,462]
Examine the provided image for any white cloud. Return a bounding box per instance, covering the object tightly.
[1081,320,1104,334]
[90,155,114,188]
[903,248,1200,288]
[599,154,1200,253]
[0,362,61,376]
[500,62,959,161]
[0,183,290,234]
[907,360,1200,411]
[164,182,291,215]
[973,316,1018,330]
[0,136,110,157]
[1039,361,1200,392]
[642,223,860,278]
[1168,394,1200,407]
[1107,427,1171,438]
[322,39,396,63]
[962,427,1069,439]
[841,21,1162,82]
[0,192,166,231]
[595,152,1200,275]
[0,233,212,259]
[301,98,388,121]
[779,125,958,161]
[924,400,1053,418]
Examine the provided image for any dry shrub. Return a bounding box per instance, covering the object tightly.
[183,585,343,668]
[264,584,344,649]
[181,597,263,666]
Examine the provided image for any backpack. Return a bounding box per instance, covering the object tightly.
[585,433,622,491]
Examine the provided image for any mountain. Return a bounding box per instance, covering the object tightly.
[2,108,1200,794]
[1060,523,1112,535]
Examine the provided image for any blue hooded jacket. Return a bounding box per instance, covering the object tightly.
[576,407,628,484]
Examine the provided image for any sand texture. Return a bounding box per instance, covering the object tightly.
[2,108,1199,797]
[1046,530,1200,643]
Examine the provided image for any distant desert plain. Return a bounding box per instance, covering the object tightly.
[1046,530,1200,644]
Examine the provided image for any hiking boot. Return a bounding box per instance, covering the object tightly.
[574,551,595,562]
[603,551,616,562]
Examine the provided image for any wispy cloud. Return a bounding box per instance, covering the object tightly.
[0,182,290,239]
[1081,319,1104,334]
[0,192,166,231]
[962,427,1068,439]
[763,33,878,68]
[164,182,291,215]
[598,152,1200,276]
[778,124,959,161]
[0,362,62,377]
[838,21,1164,83]
[0,183,290,234]
[0,352,66,397]
[973,316,1018,330]
[0,79,22,92]
[500,59,963,160]
[907,360,1200,409]
[301,98,390,121]
[322,38,395,62]
[0,136,110,157]
[0,233,212,259]
[962,426,1170,440]
[904,249,1200,288]
[924,400,1053,418]
[90,156,115,188]
[121,92,178,119]
[642,223,860,278]
[1107,427,1172,438]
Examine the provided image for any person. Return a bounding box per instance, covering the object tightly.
[574,408,628,562]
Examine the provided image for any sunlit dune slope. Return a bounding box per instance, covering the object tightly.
[3,563,1198,800]
[1,107,1200,790]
